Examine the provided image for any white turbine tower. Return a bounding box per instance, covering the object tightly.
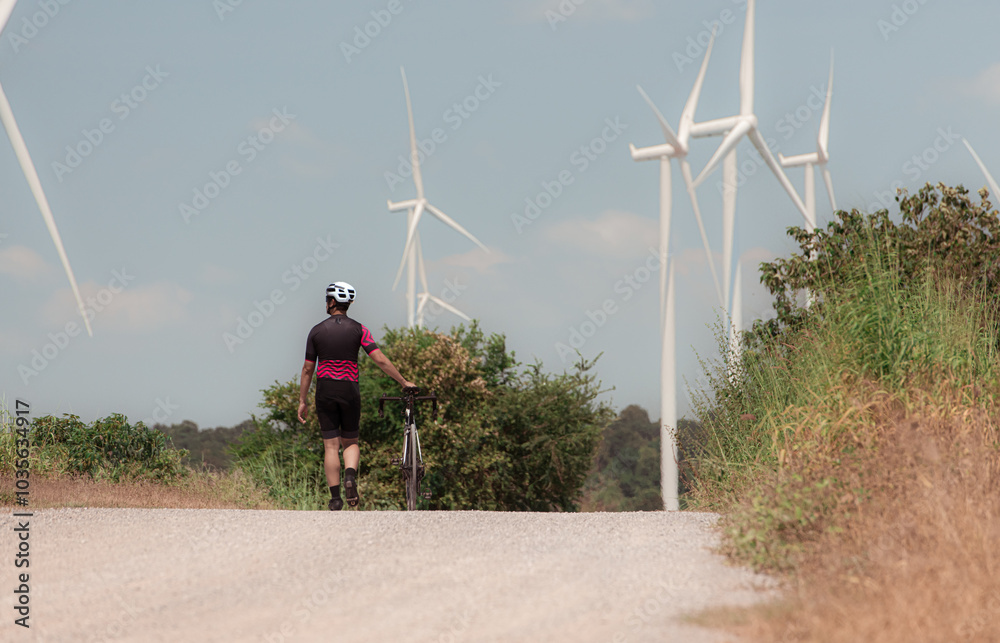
[628,30,725,512]
[963,138,1000,204]
[722,150,742,374]
[0,0,92,336]
[387,67,488,327]
[779,56,837,233]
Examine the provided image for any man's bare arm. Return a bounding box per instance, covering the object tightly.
[298,360,315,423]
[368,349,417,388]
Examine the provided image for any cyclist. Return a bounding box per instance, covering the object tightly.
[298,282,417,511]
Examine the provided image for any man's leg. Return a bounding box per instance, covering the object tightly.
[341,437,359,472]
[341,436,360,506]
[323,437,342,486]
[342,389,362,507]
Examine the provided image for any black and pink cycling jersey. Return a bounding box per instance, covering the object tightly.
[304,315,379,383]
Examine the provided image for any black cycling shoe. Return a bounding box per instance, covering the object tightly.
[328,497,343,511]
[344,472,359,507]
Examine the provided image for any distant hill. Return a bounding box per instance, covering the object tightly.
[580,405,703,511]
[154,420,252,471]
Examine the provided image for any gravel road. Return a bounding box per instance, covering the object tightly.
[3,509,774,643]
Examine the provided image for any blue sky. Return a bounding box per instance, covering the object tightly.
[1,0,997,429]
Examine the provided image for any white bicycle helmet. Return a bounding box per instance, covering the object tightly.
[326,282,356,303]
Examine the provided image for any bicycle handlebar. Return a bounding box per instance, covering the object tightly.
[378,388,437,420]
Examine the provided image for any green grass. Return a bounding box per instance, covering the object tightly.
[234,446,329,510]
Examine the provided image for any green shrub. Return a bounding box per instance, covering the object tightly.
[758,183,1000,339]
[13,414,189,482]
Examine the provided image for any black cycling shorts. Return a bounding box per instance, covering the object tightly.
[316,380,361,440]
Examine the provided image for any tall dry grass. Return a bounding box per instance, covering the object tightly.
[688,227,1000,640]
[735,389,1000,642]
[0,468,278,510]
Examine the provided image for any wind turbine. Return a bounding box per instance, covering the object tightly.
[689,0,811,230]
[0,0,92,336]
[963,138,1000,205]
[779,56,837,233]
[686,0,813,370]
[413,232,470,328]
[629,30,724,312]
[387,67,488,327]
[629,30,729,511]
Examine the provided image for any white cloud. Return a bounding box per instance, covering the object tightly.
[433,247,517,274]
[739,246,777,268]
[955,62,1000,105]
[246,118,344,178]
[41,280,193,332]
[248,115,310,142]
[0,245,53,281]
[543,209,657,258]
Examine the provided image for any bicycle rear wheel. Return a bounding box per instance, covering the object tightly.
[405,421,419,511]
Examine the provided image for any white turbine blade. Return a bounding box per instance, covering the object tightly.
[821,164,837,212]
[778,152,819,168]
[0,80,92,337]
[391,245,411,292]
[416,292,429,321]
[740,0,756,116]
[0,0,17,35]
[425,202,489,252]
[963,138,1000,204]
[428,295,471,321]
[630,142,676,161]
[680,159,723,307]
[693,120,752,187]
[415,232,429,293]
[678,28,717,143]
[689,116,741,139]
[722,149,737,314]
[400,67,424,199]
[818,53,834,159]
[391,201,425,290]
[636,85,680,150]
[388,198,418,211]
[747,128,811,223]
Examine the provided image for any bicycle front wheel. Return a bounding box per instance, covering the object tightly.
[406,422,419,511]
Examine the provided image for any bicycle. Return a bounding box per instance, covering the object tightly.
[379,387,437,510]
